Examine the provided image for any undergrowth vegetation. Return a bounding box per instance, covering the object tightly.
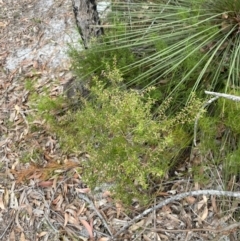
[25,0,240,206]
[27,63,204,204]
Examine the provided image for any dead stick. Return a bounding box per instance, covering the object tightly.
[112,190,240,239]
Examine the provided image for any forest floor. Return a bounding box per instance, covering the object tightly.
[0,0,240,240]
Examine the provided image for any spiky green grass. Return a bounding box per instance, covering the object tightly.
[84,0,240,104]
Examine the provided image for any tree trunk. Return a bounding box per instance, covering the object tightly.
[71,0,104,49]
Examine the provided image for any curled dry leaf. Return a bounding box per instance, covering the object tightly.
[37,181,53,187]
[197,195,208,210]
[52,194,64,210]
[185,196,196,204]
[143,233,153,241]
[64,212,69,227]
[65,208,77,218]
[38,232,48,237]
[16,210,24,232]
[162,205,171,213]
[76,187,91,193]
[129,219,145,231]
[211,196,218,215]
[116,201,122,218]
[64,182,68,195]
[200,205,208,221]
[20,232,26,241]
[0,194,5,209]
[102,190,112,197]
[77,203,86,216]
[80,219,94,239]
[98,238,109,241]
[9,230,15,241]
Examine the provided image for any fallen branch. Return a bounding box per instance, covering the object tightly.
[112,190,240,240]
[137,222,240,234]
[205,90,240,102]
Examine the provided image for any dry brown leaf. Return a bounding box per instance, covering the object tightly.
[0,194,5,209]
[156,191,169,197]
[64,212,69,227]
[200,205,208,221]
[38,232,48,237]
[159,233,169,240]
[25,204,33,217]
[0,139,7,147]
[19,189,26,205]
[52,176,58,190]
[167,213,182,224]
[185,196,196,204]
[197,195,208,210]
[143,234,152,241]
[9,111,17,122]
[0,21,8,27]
[65,208,77,218]
[80,219,94,239]
[28,172,42,180]
[162,205,172,213]
[102,190,112,197]
[33,60,38,69]
[116,201,122,218]
[52,194,63,210]
[37,181,53,187]
[76,187,91,194]
[211,196,218,216]
[16,210,24,232]
[98,238,109,241]
[9,230,16,241]
[14,104,21,115]
[63,182,68,195]
[129,219,145,231]
[77,203,86,216]
[68,215,79,225]
[20,232,26,241]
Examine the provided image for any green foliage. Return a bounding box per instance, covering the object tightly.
[220,99,240,134]
[224,145,240,178]
[68,0,240,192]
[68,24,142,89]
[196,94,240,187]
[30,64,203,205]
[26,0,240,206]
[69,0,240,109]
[25,78,35,91]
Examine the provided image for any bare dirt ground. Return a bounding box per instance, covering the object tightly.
[1,0,240,240]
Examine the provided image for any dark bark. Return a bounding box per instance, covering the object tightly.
[71,0,104,49]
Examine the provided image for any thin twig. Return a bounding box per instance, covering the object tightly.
[78,193,113,238]
[0,217,15,239]
[143,222,240,233]
[112,190,240,239]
